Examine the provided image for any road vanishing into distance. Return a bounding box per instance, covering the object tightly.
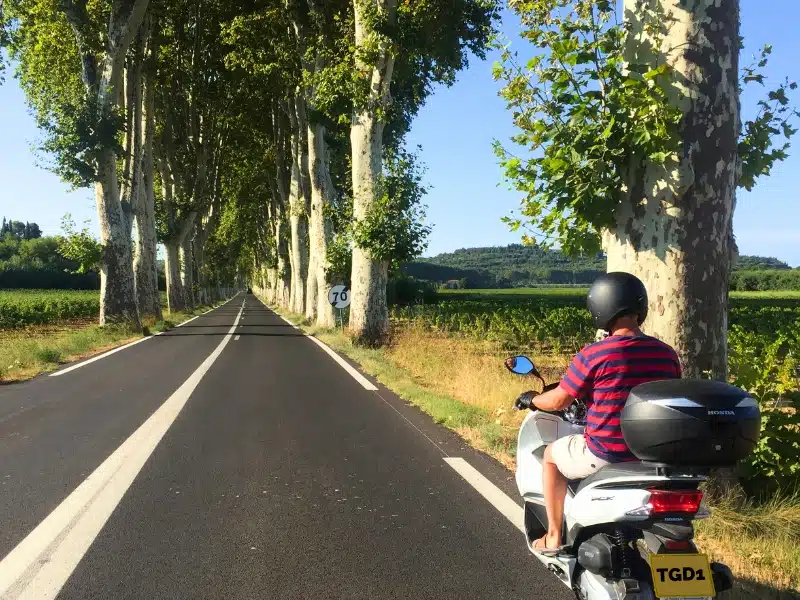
[0,293,572,600]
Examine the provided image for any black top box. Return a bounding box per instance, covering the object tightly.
[621,379,761,467]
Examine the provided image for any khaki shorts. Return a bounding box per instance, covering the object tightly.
[550,435,609,480]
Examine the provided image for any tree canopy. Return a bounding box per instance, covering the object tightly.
[1,0,498,336]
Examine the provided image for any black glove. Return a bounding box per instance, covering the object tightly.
[514,390,538,411]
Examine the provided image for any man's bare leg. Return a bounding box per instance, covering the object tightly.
[533,444,567,551]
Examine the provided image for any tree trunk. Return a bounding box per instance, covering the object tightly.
[133,21,161,320]
[288,97,309,315]
[305,211,318,321]
[275,213,291,308]
[272,105,292,310]
[164,241,184,313]
[180,226,196,310]
[194,221,213,307]
[607,0,740,379]
[96,148,141,327]
[348,0,396,344]
[307,122,337,327]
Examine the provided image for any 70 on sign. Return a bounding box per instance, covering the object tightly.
[328,285,351,309]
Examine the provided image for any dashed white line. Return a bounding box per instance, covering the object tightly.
[443,457,524,533]
[234,335,240,340]
[0,298,246,599]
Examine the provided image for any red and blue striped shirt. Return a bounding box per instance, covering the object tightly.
[559,335,681,462]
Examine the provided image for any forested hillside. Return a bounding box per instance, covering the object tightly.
[402,244,797,289]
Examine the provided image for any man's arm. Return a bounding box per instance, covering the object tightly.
[534,386,574,411]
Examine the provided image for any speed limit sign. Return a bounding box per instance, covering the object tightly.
[328,285,351,309]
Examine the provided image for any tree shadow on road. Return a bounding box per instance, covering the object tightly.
[158,331,305,337]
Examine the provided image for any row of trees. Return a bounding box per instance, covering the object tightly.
[3,0,796,367]
[1,218,42,240]
[2,0,498,343]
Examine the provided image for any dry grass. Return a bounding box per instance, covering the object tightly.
[696,493,800,596]
[385,325,570,466]
[286,315,800,597]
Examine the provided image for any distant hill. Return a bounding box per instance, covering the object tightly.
[734,255,791,270]
[402,245,794,288]
[403,244,605,287]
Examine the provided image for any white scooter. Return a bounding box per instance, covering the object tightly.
[506,355,761,600]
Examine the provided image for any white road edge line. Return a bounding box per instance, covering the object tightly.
[49,294,238,377]
[277,314,300,329]
[49,336,151,377]
[174,314,200,327]
[254,297,378,392]
[0,298,246,600]
[305,336,378,391]
[443,457,524,534]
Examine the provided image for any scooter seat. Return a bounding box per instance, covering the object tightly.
[575,462,660,494]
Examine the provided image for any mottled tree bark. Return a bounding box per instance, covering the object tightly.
[307,121,337,327]
[288,96,309,315]
[348,0,397,344]
[180,224,196,310]
[164,241,184,313]
[133,19,161,320]
[95,148,140,326]
[272,106,293,310]
[274,206,291,309]
[607,0,740,379]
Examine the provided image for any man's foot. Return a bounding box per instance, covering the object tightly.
[530,534,563,556]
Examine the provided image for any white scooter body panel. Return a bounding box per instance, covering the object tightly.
[567,486,654,532]
[515,410,583,501]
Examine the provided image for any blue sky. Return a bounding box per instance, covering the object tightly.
[1,3,799,265]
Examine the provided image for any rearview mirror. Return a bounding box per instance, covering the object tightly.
[505,355,536,376]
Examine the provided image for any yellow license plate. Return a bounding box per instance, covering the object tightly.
[648,553,716,598]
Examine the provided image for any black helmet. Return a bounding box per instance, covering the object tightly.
[587,272,648,331]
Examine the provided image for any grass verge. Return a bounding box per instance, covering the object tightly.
[0,300,228,383]
[274,305,799,598]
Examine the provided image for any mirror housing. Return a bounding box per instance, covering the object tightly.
[505,355,546,388]
[505,355,534,375]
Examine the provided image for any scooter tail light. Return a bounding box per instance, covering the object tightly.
[648,489,703,515]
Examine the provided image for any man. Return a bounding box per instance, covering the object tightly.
[514,272,681,554]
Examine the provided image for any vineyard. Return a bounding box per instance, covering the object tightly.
[393,292,800,353]
[0,290,100,329]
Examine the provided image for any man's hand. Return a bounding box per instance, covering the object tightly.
[514,390,537,411]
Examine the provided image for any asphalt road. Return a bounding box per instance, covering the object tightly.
[0,293,572,600]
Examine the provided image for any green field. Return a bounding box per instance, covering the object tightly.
[0,290,175,330]
[0,290,100,329]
